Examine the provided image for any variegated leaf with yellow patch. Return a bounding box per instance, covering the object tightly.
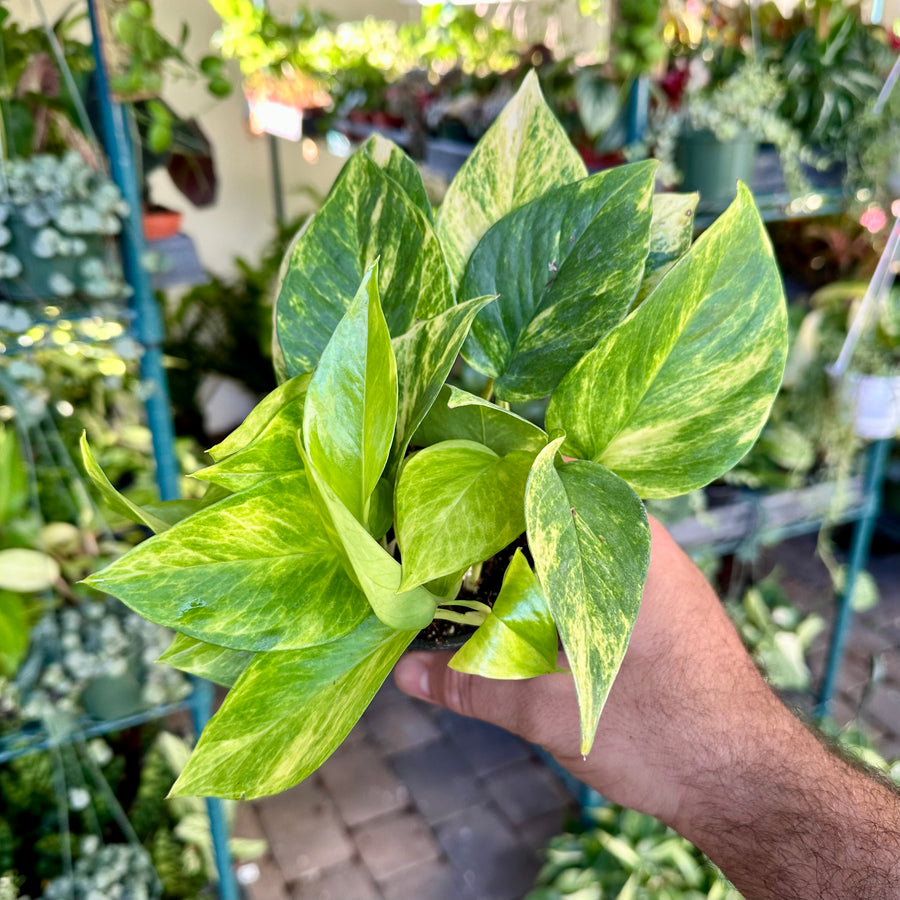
[525,439,650,756]
[84,472,370,652]
[449,549,560,679]
[170,616,416,799]
[303,263,397,525]
[274,137,452,378]
[435,70,586,289]
[546,184,787,499]
[395,439,535,590]
[460,161,656,400]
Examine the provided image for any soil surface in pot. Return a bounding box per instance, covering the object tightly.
[410,535,531,650]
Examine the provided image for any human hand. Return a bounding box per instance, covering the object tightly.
[393,518,900,900]
[394,516,768,827]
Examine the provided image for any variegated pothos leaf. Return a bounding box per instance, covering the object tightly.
[85,472,370,652]
[525,439,650,755]
[171,616,416,798]
[546,184,787,499]
[435,70,587,289]
[303,263,397,524]
[413,385,547,455]
[274,139,452,377]
[461,161,656,400]
[395,439,534,590]
[449,549,559,679]
[389,295,496,478]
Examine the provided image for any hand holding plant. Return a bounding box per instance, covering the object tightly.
[83,72,787,799]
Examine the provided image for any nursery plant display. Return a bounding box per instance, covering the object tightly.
[84,72,788,799]
[0,152,130,303]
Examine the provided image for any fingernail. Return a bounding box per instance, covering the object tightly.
[395,656,430,699]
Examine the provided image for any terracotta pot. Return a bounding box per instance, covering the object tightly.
[142,207,182,241]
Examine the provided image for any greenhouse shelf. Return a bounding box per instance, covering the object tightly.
[0,5,241,899]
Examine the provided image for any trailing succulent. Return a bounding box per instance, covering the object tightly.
[84,72,787,799]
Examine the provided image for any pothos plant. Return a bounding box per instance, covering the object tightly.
[83,72,787,799]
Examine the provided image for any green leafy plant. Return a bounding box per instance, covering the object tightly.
[528,803,740,900]
[646,59,813,199]
[84,72,787,799]
[0,152,130,302]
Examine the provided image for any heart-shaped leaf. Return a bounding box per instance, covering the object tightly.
[85,472,370,651]
[525,439,650,755]
[461,162,656,401]
[159,633,254,688]
[396,439,535,590]
[435,70,587,289]
[274,140,452,378]
[300,444,438,631]
[170,615,416,799]
[413,385,547,456]
[303,263,397,524]
[449,549,560,679]
[389,295,496,477]
[546,184,788,499]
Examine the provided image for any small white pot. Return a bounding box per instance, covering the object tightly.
[841,372,900,439]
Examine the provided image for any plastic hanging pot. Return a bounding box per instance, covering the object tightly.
[675,127,758,210]
[840,372,900,439]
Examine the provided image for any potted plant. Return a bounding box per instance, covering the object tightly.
[0,152,130,303]
[647,58,812,208]
[83,72,787,799]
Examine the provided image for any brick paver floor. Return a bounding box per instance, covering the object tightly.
[233,535,899,900]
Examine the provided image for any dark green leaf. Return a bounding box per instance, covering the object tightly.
[436,70,587,289]
[461,162,656,401]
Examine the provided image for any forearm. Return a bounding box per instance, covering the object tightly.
[671,692,900,900]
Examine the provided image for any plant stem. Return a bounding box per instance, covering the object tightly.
[442,598,492,616]
[480,378,495,400]
[433,609,487,627]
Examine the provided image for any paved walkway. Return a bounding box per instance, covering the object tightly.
[232,535,899,900]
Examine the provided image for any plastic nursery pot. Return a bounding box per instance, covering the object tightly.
[840,372,900,439]
[675,127,757,210]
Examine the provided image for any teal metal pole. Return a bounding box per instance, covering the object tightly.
[189,679,240,900]
[816,438,891,716]
[625,77,649,145]
[87,0,180,502]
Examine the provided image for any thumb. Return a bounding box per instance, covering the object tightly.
[393,651,581,754]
